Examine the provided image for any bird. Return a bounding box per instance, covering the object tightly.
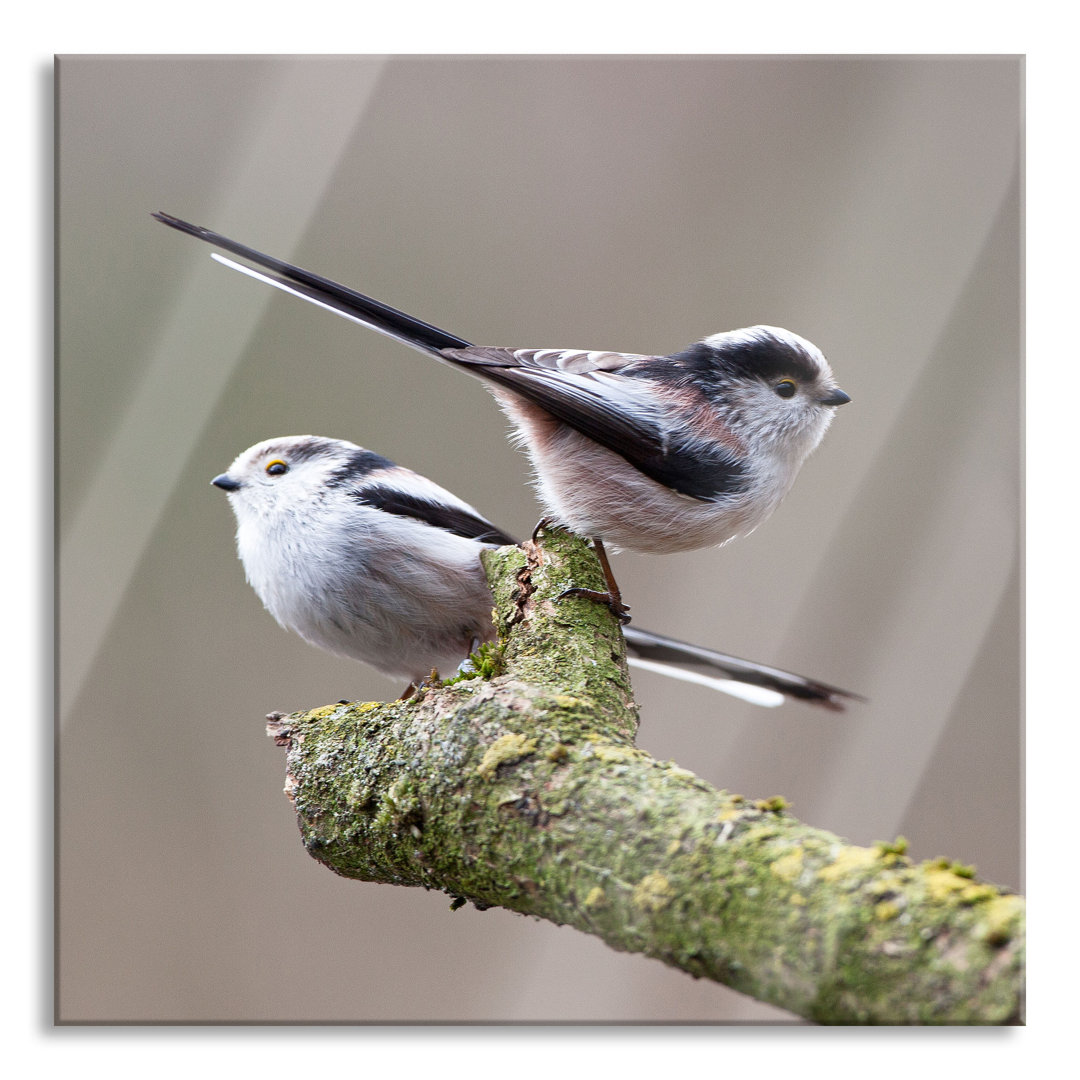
[154,212,851,621]
[211,434,860,710]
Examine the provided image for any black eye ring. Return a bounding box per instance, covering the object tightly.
[265,459,289,476]
[774,379,797,399]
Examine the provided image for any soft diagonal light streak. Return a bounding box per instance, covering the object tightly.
[59,59,386,724]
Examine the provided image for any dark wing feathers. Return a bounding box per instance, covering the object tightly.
[440,345,683,485]
[441,347,743,500]
[351,484,516,546]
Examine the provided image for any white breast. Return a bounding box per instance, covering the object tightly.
[236,501,498,682]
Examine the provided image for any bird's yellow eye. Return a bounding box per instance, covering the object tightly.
[774,379,797,400]
[265,459,289,476]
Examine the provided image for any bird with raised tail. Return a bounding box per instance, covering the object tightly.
[156,212,852,619]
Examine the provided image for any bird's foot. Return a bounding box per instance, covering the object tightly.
[399,668,440,700]
[531,516,557,542]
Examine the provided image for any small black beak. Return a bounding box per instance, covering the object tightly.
[819,388,852,407]
[212,473,242,492]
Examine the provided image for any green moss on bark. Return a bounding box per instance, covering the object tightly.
[268,527,1024,1025]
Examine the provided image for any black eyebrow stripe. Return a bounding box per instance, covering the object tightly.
[669,338,820,384]
[351,485,518,546]
[321,448,399,487]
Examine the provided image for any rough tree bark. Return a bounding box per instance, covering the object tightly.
[267,527,1024,1024]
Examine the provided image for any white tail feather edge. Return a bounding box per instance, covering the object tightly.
[626,657,784,707]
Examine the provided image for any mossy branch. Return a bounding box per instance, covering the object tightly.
[267,527,1024,1024]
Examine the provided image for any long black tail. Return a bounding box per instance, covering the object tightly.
[622,625,862,711]
[152,212,471,355]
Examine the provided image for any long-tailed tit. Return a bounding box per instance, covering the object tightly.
[157,212,851,618]
[212,435,859,710]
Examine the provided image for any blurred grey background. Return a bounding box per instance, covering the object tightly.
[56,55,1021,1023]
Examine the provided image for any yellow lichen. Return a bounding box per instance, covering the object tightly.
[874,900,901,921]
[591,744,645,765]
[303,704,347,721]
[975,895,1024,945]
[553,695,585,709]
[868,872,906,898]
[583,886,606,909]
[770,849,804,883]
[925,867,972,901]
[817,845,878,883]
[633,872,674,912]
[960,883,998,905]
[476,733,538,779]
[664,765,697,782]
